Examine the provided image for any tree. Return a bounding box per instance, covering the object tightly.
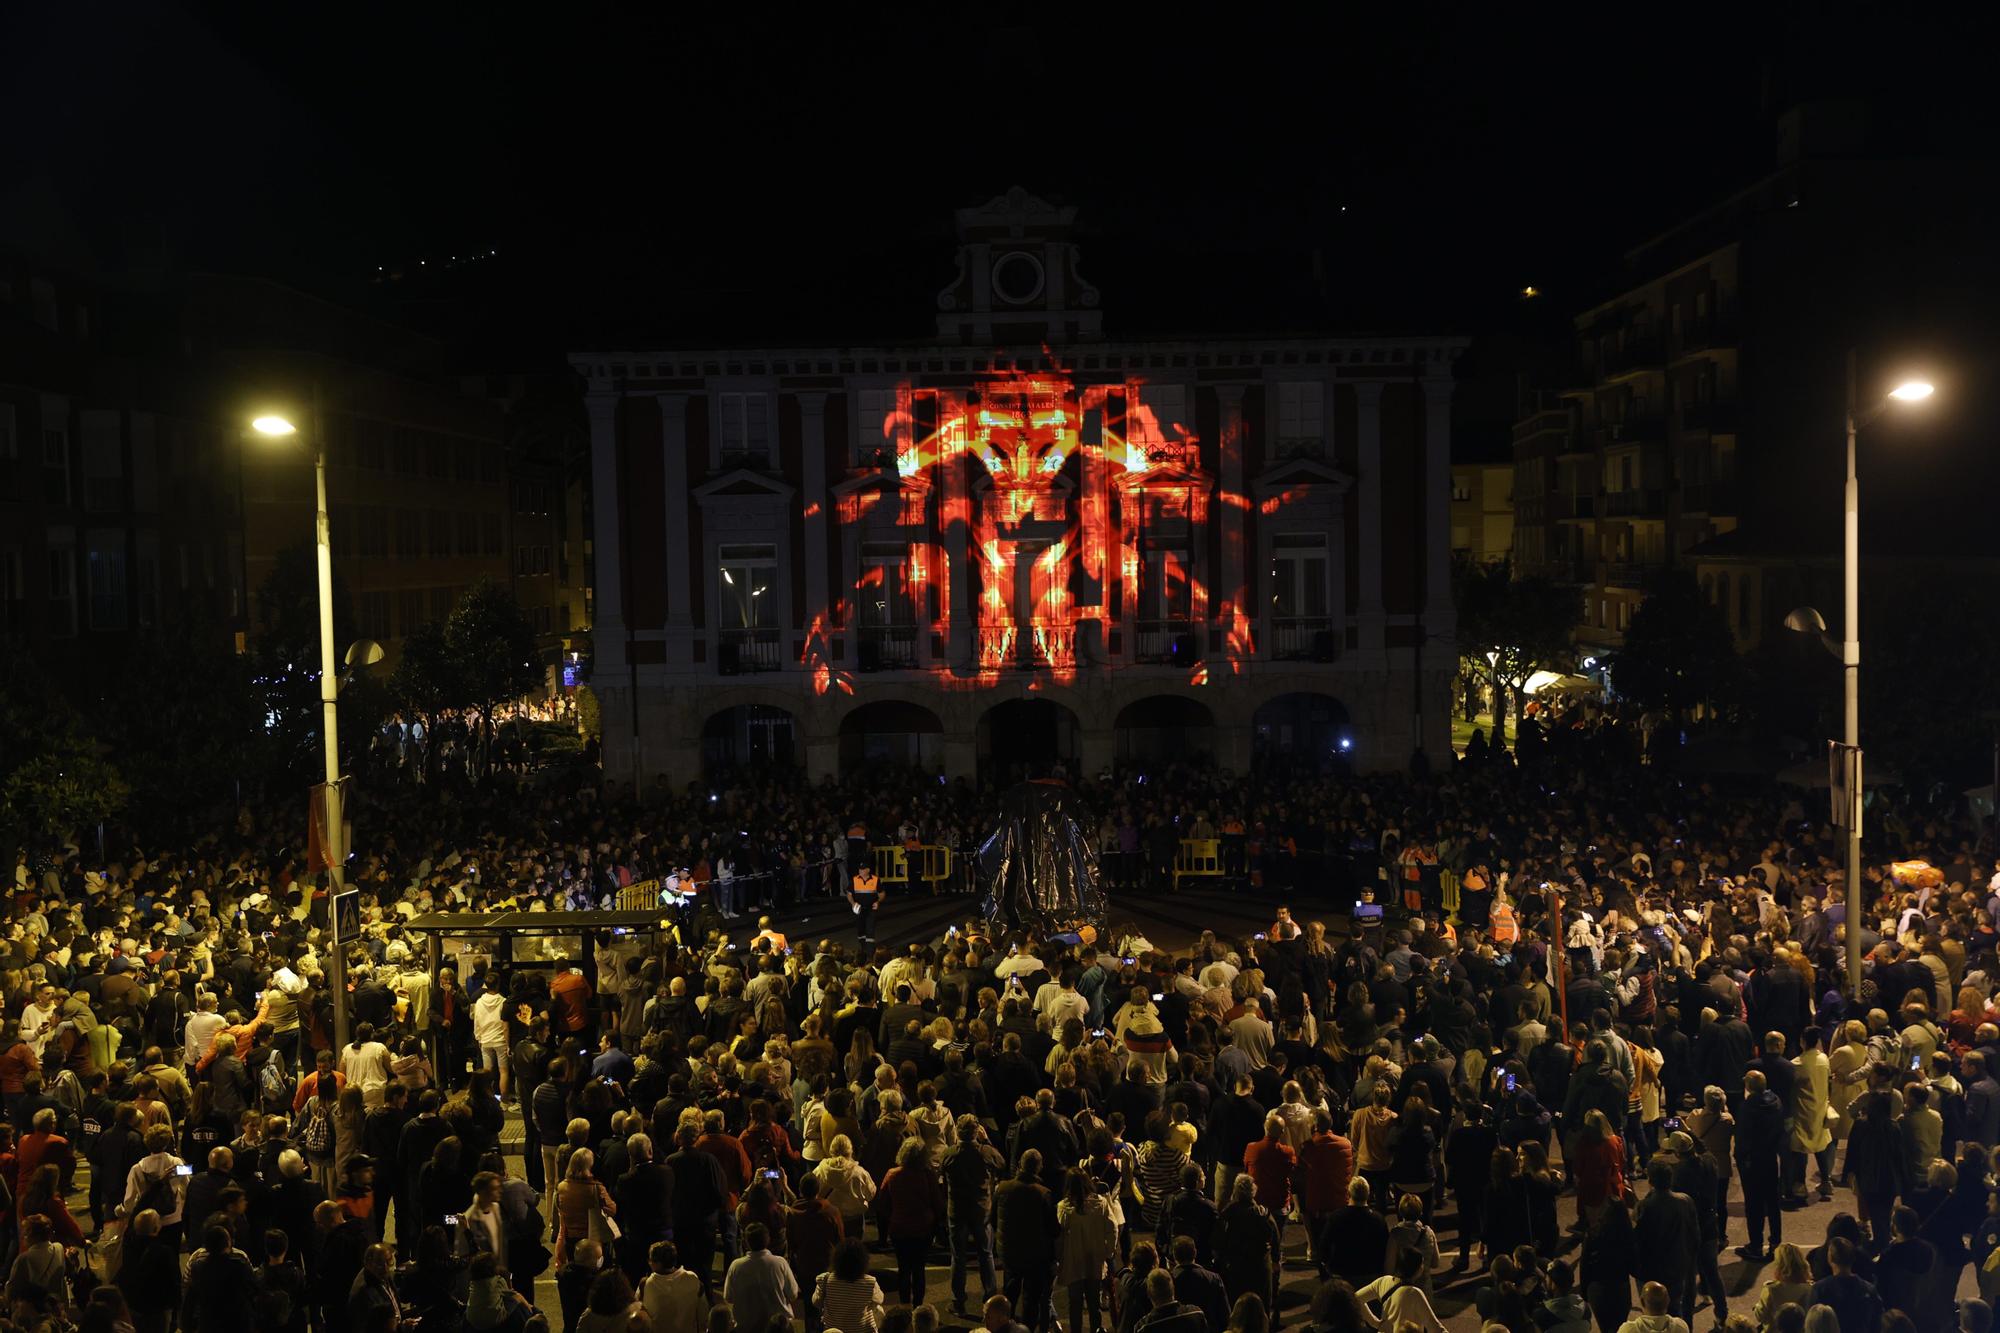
[446,578,544,760]
[248,545,390,790]
[0,643,128,858]
[390,580,542,783]
[1453,558,1582,745]
[1612,569,1740,723]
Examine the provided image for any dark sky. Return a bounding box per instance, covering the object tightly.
[5,5,1993,363]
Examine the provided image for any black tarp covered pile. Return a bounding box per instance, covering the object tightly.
[976,779,1104,931]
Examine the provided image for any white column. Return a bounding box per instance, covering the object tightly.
[1216,384,1246,620]
[585,393,625,651]
[1423,377,1456,639]
[798,393,830,632]
[1354,381,1386,650]
[659,395,692,631]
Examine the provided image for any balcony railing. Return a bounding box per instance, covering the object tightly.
[1602,488,1664,517]
[1271,435,1327,461]
[1675,312,1738,355]
[1133,619,1196,663]
[717,626,783,674]
[1270,615,1335,661]
[1600,333,1663,376]
[977,620,1076,670]
[856,623,918,670]
[1678,482,1736,514]
[1602,563,1644,587]
[1556,494,1596,519]
[718,448,774,472]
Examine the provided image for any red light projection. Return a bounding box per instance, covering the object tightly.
[805,362,1278,694]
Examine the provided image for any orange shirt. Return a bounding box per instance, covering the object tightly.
[550,969,593,1031]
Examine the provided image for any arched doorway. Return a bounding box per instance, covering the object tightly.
[839,700,945,773]
[1251,692,1352,773]
[1114,695,1216,768]
[701,704,797,773]
[978,697,1079,783]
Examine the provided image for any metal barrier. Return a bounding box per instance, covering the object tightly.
[1439,867,1461,918]
[871,844,953,888]
[1173,838,1223,890]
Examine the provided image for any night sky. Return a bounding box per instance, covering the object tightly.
[5,6,1992,368]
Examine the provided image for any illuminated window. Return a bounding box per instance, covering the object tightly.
[719,543,777,630]
[1274,382,1324,453]
[719,393,772,467]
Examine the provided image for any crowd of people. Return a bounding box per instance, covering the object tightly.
[0,705,1997,1333]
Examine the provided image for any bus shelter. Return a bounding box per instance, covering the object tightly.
[401,910,674,1065]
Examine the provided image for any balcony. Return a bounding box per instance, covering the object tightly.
[717,626,783,674]
[1598,413,1664,448]
[1600,333,1664,378]
[1679,401,1737,433]
[1270,616,1336,661]
[1678,482,1736,514]
[856,624,918,670]
[1133,619,1197,664]
[1674,312,1738,357]
[1602,488,1664,517]
[1555,494,1596,520]
[1601,562,1645,587]
[978,620,1076,670]
[1271,435,1327,461]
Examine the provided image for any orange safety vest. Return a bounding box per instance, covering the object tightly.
[1490,899,1518,946]
[850,871,879,899]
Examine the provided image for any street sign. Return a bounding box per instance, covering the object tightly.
[332,888,361,949]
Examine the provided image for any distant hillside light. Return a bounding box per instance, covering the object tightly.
[1520,285,1540,299]
[252,415,298,437]
[1889,379,1935,402]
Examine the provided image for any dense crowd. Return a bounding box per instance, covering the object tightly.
[1,708,1998,1333]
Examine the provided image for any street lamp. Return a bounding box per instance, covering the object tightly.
[251,398,380,1058]
[1786,353,1935,997]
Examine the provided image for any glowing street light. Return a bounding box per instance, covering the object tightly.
[1787,353,1936,995]
[251,414,299,437]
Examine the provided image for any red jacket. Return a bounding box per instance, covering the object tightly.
[696,1132,753,1209]
[1295,1131,1354,1212]
[875,1163,947,1238]
[1572,1135,1627,1208]
[1242,1137,1296,1211]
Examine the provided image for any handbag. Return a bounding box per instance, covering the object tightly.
[589,1199,622,1246]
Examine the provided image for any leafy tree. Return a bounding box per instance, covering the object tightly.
[447,578,544,759]
[248,545,390,789]
[390,579,542,783]
[1452,557,1581,745]
[82,619,265,837]
[0,643,128,858]
[576,685,602,742]
[1612,568,1740,723]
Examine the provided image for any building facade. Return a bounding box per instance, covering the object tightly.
[0,248,248,652]
[1449,459,1514,566]
[574,190,1463,786]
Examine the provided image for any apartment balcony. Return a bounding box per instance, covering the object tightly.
[856,623,918,670]
[1674,312,1739,357]
[1679,401,1738,433]
[717,626,783,674]
[1601,333,1664,378]
[977,620,1076,670]
[1602,562,1646,587]
[1554,494,1596,521]
[1133,619,1197,664]
[1678,482,1736,514]
[1269,615,1336,661]
[1602,488,1664,517]
[1597,413,1664,448]
[1512,408,1575,448]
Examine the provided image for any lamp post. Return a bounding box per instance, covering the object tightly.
[1787,353,1933,996]
[252,398,382,1057]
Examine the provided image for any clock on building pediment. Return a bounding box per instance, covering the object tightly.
[936,186,1102,344]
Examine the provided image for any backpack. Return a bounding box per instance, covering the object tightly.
[261,1057,297,1113]
[299,1098,334,1155]
[134,1165,180,1220]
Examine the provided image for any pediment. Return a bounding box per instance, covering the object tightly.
[831,469,930,500]
[1253,456,1353,496]
[693,469,796,503]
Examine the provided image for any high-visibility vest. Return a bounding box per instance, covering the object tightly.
[851,871,879,898]
[1491,899,1518,945]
